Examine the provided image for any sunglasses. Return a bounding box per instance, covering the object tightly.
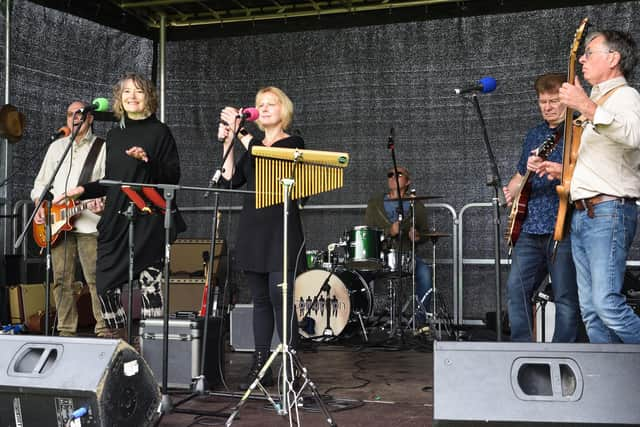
[387,172,405,178]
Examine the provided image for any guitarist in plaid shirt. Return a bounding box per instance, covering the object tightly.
[502,73,581,342]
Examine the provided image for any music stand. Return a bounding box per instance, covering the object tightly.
[99,179,253,416]
[226,146,348,426]
[120,185,166,344]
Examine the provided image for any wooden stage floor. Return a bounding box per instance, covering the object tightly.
[157,334,438,427]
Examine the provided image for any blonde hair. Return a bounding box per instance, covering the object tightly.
[112,73,158,121]
[255,86,294,130]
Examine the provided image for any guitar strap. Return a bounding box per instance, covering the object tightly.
[77,137,105,186]
[573,84,625,127]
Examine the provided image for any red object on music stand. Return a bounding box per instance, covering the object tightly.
[121,185,166,214]
[142,186,166,212]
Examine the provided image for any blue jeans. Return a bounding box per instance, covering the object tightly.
[414,257,433,321]
[506,232,580,342]
[415,257,432,304]
[571,199,640,343]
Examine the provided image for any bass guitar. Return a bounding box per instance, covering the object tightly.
[505,132,561,248]
[553,17,589,242]
[33,197,105,248]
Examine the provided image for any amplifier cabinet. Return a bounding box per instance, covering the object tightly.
[230,304,278,352]
[168,278,206,313]
[8,283,54,324]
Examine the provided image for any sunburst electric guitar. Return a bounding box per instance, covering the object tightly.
[33,197,105,248]
[505,132,561,249]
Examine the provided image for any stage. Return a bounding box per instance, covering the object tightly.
[157,337,436,426]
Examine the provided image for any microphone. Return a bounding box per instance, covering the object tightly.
[454,77,497,95]
[217,107,260,143]
[49,126,70,142]
[237,107,259,122]
[76,97,110,114]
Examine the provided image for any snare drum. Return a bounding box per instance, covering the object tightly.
[384,249,413,273]
[346,226,383,271]
[294,269,372,338]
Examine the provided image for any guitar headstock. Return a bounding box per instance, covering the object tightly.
[570,18,589,60]
[534,132,561,160]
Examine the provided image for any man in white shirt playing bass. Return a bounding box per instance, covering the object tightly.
[558,30,640,343]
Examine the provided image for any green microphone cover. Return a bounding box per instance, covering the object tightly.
[92,97,110,112]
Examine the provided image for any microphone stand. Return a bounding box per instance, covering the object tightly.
[387,128,406,337]
[173,119,248,420]
[467,93,506,341]
[13,112,88,336]
[123,202,136,345]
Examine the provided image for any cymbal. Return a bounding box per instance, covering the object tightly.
[387,195,444,201]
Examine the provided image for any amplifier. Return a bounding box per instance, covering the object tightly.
[170,239,224,277]
[8,283,54,324]
[168,278,206,313]
[230,304,278,352]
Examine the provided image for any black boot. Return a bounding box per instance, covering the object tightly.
[239,351,274,389]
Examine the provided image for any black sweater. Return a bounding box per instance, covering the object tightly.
[224,135,306,273]
[83,114,184,292]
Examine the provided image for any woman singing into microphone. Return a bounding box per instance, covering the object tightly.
[218,87,305,388]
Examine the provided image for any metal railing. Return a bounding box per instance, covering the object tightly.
[14,198,639,327]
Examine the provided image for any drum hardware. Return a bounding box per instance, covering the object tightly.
[327,240,348,268]
[425,232,453,339]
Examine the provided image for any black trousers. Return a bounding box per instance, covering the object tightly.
[245,270,299,354]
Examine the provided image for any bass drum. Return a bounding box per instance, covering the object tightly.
[294,269,372,339]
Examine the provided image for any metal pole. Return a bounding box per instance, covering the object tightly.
[2,0,11,254]
[159,13,166,122]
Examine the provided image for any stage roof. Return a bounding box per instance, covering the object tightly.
[26,0,621,40]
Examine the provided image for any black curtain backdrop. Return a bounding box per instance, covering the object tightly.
[7,0,640,319]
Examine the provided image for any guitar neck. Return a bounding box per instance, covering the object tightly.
[59,198,102,221]
[512,170,533,201]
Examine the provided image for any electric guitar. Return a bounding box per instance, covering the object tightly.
[32,197,105,248]
[505,132,561,248]
[553,17,589,242]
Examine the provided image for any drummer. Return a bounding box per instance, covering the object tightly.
[364,166,433,322]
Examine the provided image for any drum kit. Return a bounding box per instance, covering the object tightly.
[294,220,451,342]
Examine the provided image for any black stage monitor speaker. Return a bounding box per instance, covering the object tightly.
[434,341,640,426]
[0,335,160,426]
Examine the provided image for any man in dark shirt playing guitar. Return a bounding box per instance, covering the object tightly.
[502,73,581,342]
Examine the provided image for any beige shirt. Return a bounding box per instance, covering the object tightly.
[571,76,640,201]
[31,130,106,233]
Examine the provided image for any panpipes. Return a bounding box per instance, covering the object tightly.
[251,146,350,209]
